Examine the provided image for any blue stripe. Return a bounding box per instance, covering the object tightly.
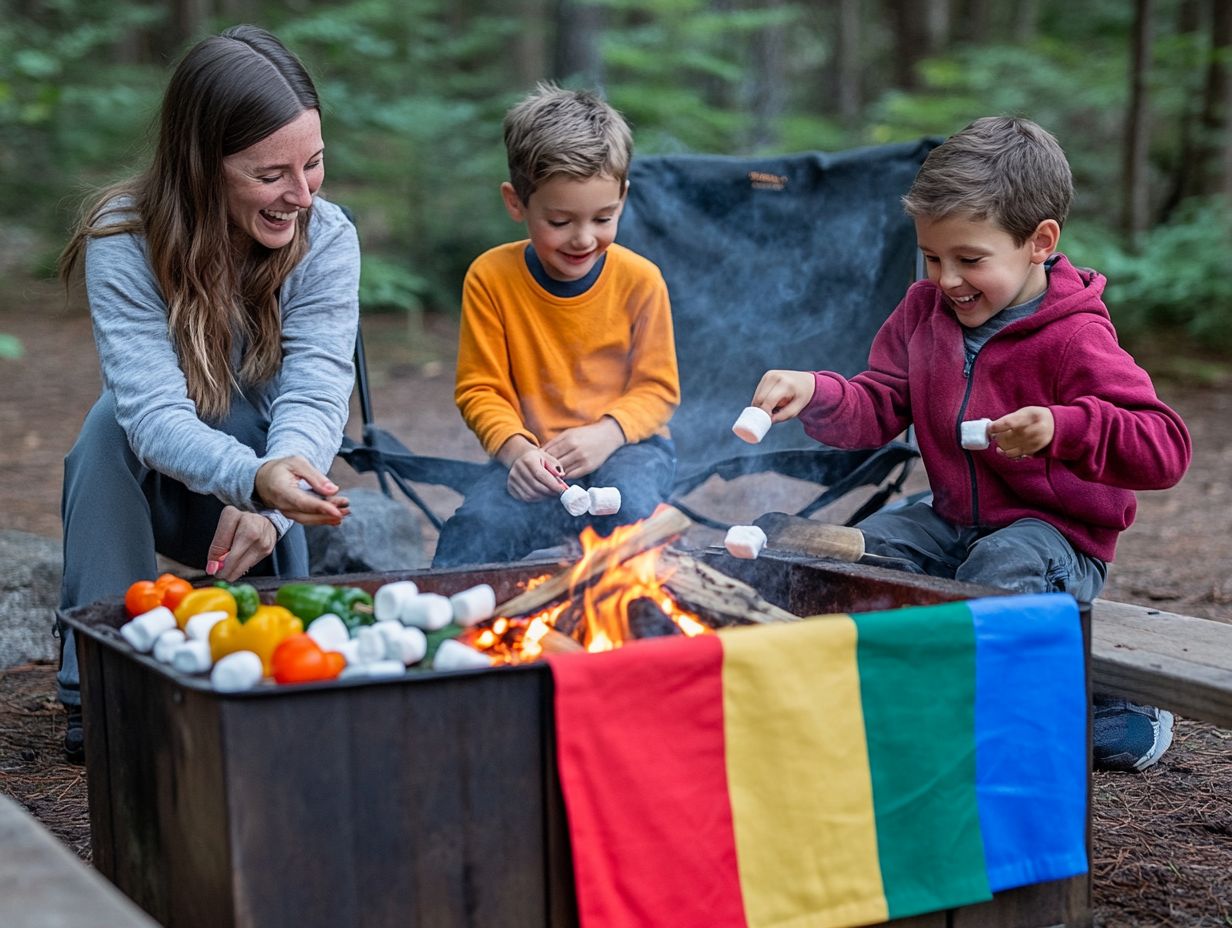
[969,594,1088,891]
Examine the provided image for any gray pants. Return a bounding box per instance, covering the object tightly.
[57,392,308,704]
[857,500,1107,602]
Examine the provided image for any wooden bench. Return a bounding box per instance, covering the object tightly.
[1092,599,1232,728]
[0,793,158,928]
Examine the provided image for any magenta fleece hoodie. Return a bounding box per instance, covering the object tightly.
[798,254,1191,561]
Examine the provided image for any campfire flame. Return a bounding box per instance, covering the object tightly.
[462,519,709,664]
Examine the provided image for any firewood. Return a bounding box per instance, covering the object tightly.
[495,505,693,618]
[538,628,585,654]
[657,551,798,625]
[627,597,682,639]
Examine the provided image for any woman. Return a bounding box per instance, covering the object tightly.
[57,25,359,760]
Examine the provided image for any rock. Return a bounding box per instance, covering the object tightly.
[0,531,62,669]
[304,488,426,575]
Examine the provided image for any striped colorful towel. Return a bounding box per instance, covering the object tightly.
[548,593,1087,928]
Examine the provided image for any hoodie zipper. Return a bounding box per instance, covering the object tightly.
[959,350,980,525]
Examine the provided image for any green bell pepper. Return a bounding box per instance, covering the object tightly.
[215,581,261,621]
[275,582,374,631]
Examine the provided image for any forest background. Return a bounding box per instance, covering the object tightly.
[0,0,1229,364]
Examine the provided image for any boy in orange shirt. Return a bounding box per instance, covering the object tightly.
[433,84,680,566]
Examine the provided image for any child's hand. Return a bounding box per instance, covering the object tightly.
[989,406,1054,459]
[751,370,816,422]
[543,419,625,479]
[507,448,568,501]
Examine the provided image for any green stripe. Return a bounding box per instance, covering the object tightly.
[853,602,991,918]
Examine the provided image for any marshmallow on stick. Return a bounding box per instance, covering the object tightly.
[560,484,590,516]
[724,525,768,559]
[960,418,992,450]
[732,406,772,444]
[587,486,621,516]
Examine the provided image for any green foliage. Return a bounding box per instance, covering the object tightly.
[2,0,1227,342]
[1066,199,1232,348]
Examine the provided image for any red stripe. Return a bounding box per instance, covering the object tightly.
[549,634,747,928]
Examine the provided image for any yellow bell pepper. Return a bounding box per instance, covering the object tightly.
[208,604,303,675]
[174,587,238,629]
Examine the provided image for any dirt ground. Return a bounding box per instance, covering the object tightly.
[2,279,1231,925]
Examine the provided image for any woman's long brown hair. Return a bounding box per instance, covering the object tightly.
[59,25,320,421]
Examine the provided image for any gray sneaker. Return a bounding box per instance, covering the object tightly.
[1093,696,1174,772]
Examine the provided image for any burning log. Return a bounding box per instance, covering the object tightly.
[627,597,682,639]
[657,551,798,626]
[495,505,694,618]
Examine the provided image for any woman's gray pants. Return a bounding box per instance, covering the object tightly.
[57,392,308,705]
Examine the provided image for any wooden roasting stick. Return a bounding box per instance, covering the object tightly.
[753,512,866,563]
[656,550,799,625]
[494,505,695,618]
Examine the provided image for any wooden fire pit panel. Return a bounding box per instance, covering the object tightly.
[66,554,1088,928]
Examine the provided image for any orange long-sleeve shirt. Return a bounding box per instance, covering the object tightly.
[455,241,680,458]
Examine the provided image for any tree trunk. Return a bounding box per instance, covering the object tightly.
[887,0,947,89]
[1197,0,1232,198]
[749,0,787,150]
[553,0,604,86]
[514,0,550,87]
[1122,0,1154,247]
[835,0,862,125]
[1013,0,1039,44]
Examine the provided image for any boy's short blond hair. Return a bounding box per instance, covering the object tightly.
[902,116,1073,245]
[502,82,633,205]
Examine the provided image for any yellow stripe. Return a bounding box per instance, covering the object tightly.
[721,617,889,928]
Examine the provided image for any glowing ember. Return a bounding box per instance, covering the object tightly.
[461,518,709,664]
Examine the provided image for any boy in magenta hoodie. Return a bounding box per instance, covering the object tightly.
[750,117,1191,772]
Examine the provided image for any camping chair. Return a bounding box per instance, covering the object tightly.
[339,137,938,533]
[337,322,487,531]
[616,138,939,529]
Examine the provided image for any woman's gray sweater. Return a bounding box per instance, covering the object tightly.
[83,196,360,536]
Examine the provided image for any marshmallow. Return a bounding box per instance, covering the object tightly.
[732,406,772,444]
[961,418,992,450]
[341,659,405,680]
[587,486,622,516]
[450,584,496,627]
[388,627,428,666]
[356,626,388,664]
[119,606,177,653]
[560,484,590,516]
[336,639,361,666]
[185,610,229,642]
[433,638,493,672]
[724,525,768,560]
[307,613,351,651]
[152,628,187,664]
[400,592,454,631]
[170,640,213,675]
[211,651,263,692]
[374,580,420,622]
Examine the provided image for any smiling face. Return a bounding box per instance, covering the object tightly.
[223,108,324,250]
[915,213,1059,328]
[501,173,626,282]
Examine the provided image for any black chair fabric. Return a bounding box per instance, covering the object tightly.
[616,139,939,523]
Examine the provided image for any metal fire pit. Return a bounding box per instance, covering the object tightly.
[61,550,1091,928]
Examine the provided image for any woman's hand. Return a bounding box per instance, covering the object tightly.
[751,370,816,422]
[254,456,350,525]
[206,506,278,579]
[507,447,569,502]
[542,418,625,479]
